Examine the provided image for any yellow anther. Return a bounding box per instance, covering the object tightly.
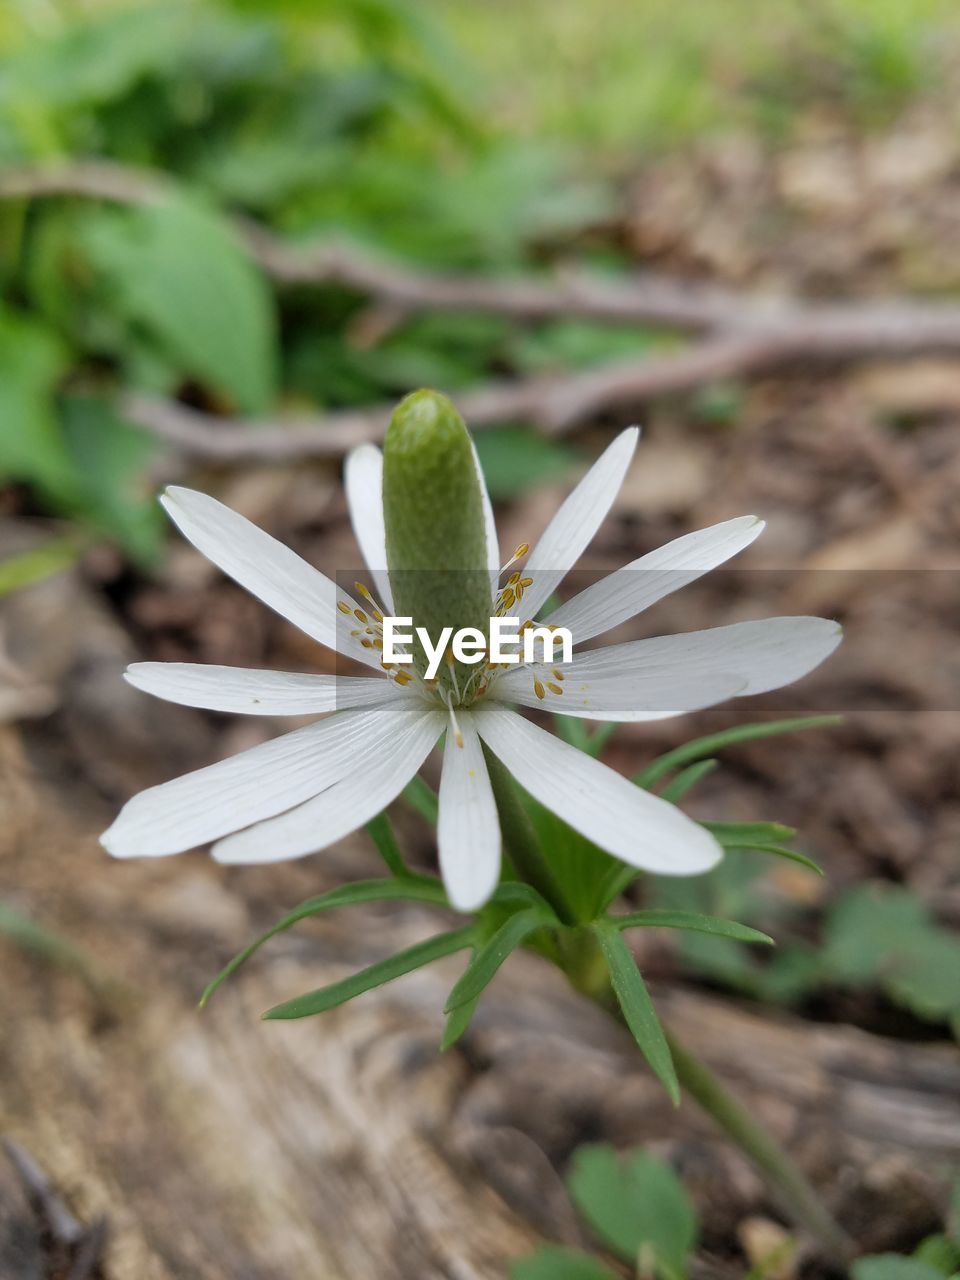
[394,671,413,686]
[552,668,565,682]
[547,682,563,696]
[381,661,395,671]
[508,571,521,586]
[372,609,383,624]
[519,577,533,588]
[500,587,516,610]
[360,638,374,649]
[337,600,352,615]
[515,542,529,558]
[353,608,368,624]
[533,679,545,700]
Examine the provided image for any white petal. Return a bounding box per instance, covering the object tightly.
[519,427,639,622]
[125,663,407,715]
[101,702,424,858]
[437,711,501,911]
[212,706,444,863]
[492,666,746,721]
[470,438,500,585]
[161,486,341,649]
[474,704,721,875]
[161,486,381,671]
[344,444,394,612]
[544,515,765,645]
[555,617,842,696]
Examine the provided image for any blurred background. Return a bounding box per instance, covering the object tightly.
[1,1,958,1277]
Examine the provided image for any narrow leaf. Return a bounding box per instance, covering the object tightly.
[445,907,550,1011]
[263,925,475,1021]
[613,910,774,946]
[402,774,439,824]
[740,844,824,876]
[200,877,447,1007]
[703,820,798,846]
[365,812,408,877]
[441,952,481,1050]
[660,758,718,803]
[594,923,679,1105]
[0,538,81,597]
[635,716,841,789]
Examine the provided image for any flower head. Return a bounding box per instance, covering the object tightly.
[102,391,840,912]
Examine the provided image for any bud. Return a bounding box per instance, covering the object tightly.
[383,390,492,685]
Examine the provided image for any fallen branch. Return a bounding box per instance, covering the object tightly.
[9,159,960,458]
[9,160,960,343]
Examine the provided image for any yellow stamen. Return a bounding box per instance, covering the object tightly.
[533,679,545,700]
[547,682,563,696]
[337,600,352,615]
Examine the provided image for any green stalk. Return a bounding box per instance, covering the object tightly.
[558,926,853,1260]
[665,1032,855,1261]
[479,706,848,1249]
[483,747,578,925]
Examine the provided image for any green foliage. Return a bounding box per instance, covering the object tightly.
[0,536,81,596]
[594,922,679,1105]
[568,1145,697,1278]
[78,199,276,413]
[263,924,475,1020]
[513,1144,697,1280]
[512,1150,960,1280]
[0,0,611,556]
[474,426,579,500]
[199,875,449,1007]
[509,1247,614,1280]
[444,904,556,1012]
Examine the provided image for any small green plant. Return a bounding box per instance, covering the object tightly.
[511,1145,696,1280]
[512,1143,960,1279]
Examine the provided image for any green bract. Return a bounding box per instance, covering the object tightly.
[383,389,493,690]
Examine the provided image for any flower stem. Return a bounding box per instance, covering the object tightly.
[483,747,578,924]
[559,928,853,1260]
[664,1030,855,1262]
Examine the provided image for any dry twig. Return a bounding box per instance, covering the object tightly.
[7,159,960,459]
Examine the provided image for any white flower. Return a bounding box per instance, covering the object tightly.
[101,428,840,911]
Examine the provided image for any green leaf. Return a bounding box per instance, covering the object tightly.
[660,759,718,803]
[567,1144,697,1275]
[263,925,475,1020]
[822,886,929,984]
[613,910,773,947]
[474,425,578,499]
[365,812,408,878]
[440,955,481,1050]
[0,306,74,501]
[445,906,552,1011]
[913,1235,960,1275]
[635,716,842,790]
[60,393,164,564]
[735,844,824,876]
[200,877,448,1007]
[509,1245,617,1280]
[402,774,439,824]
[593,924,679,1105]
[703,821,798,848]
[81,198,276,413]
[0,538,81,597]
[0,902,100,994]
[852,1256,952,1280]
